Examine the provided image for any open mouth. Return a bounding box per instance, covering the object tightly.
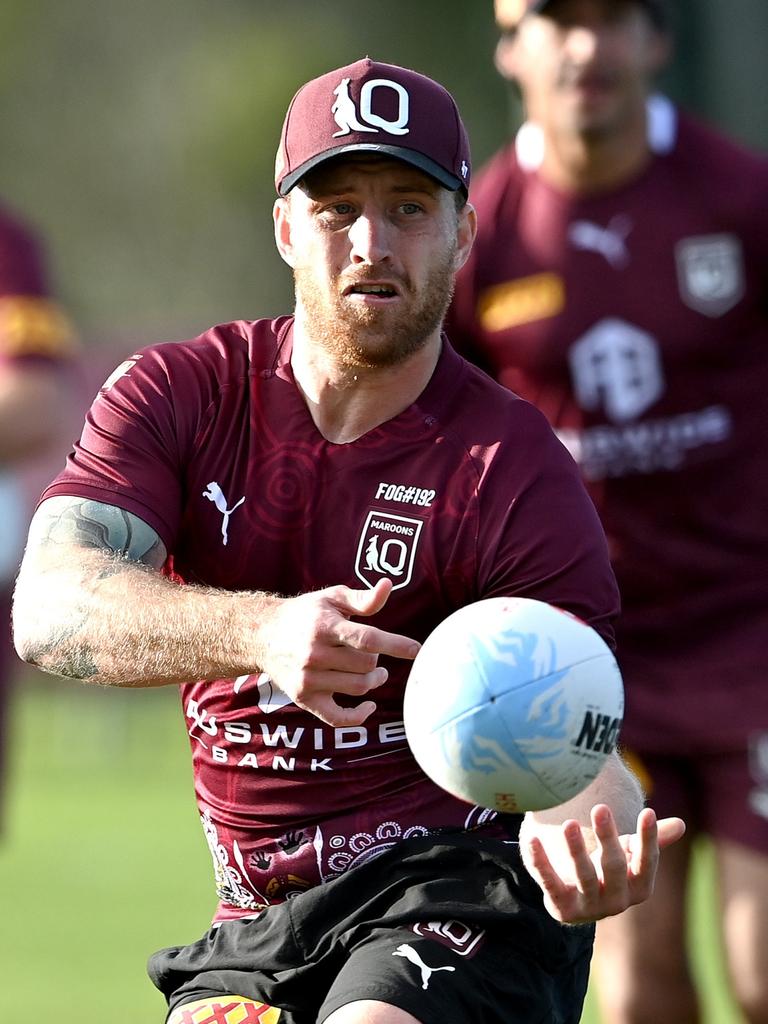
[343,282,402,302]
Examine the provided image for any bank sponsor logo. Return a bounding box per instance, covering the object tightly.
[355,510,423,591]
[564,318,732,478]
[186,696,407,774]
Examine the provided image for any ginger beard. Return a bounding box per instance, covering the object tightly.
[293,241,457,370]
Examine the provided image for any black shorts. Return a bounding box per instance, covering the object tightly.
[149,833,594,1024]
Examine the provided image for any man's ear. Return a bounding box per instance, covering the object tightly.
[453,202,478,273]
[273,196,296,268]
[495,32,520,82]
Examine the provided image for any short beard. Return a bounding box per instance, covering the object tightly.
[294,246,456,370]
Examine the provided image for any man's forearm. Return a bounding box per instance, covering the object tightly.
[13,545,273,687]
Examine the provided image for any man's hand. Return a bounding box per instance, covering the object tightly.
[521,804,686,924]
[255,578,420,726]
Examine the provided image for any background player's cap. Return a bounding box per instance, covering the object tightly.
[495,0,667,30]
[275,58,471,197]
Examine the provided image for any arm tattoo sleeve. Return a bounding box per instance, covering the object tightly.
[30,496,168,568]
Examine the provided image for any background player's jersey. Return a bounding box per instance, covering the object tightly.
[449,97,768,753]
[44,315,618,918]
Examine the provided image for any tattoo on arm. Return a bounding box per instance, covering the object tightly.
[30,496,167,568]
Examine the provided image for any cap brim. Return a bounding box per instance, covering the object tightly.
[278,143,465,196]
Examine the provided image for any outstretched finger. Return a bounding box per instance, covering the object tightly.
[524,835,571,905]
[328,578,394,618]
[336,619,421,661]
[629,807,658,878]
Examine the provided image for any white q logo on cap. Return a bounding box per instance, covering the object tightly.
[332,77,410,137]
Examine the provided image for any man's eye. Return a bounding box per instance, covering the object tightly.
[399,203,423,215]
[330,203,355,216]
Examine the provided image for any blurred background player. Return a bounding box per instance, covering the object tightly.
[0,199,77,831]
[448,1,768,1022]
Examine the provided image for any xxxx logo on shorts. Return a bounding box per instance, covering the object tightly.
[354,510,423,591]
[168,996,281,1024]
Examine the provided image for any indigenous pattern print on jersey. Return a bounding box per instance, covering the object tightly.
[448,97,768,753]
[44,317,618,919]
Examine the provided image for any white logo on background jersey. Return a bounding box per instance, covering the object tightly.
[393,943,456,990]
[569,215,632,268]
[749,732,768,822]
[569,318,664,423]
[675,234,745,317]
[203,481,245,546]
[332,77,410,137]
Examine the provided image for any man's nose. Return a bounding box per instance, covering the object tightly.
[348,211,393,264]
[564,24,603,64]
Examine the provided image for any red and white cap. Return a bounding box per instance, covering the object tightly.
[275,58,471,196]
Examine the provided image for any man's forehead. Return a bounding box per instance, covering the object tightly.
[299,154,444,195]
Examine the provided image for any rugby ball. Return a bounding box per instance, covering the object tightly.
[403,597,624,813]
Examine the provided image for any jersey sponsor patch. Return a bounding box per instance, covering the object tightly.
[168,996,281,1023]
[0,295,76,357]
[569,318,664,424]
[476,272,564,332]
[675,233,745,317]
[354,510,423,591]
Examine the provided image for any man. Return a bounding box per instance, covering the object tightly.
[0,201,77,830]
[13,58,683,1024]
[448,2,768,1022]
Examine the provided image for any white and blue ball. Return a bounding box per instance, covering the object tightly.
[403,597,624,813]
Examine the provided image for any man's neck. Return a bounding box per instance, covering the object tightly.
[290,318,442,445]
[541,131,651,193]
[531,103,654,194]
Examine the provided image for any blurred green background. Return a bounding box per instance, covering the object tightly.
[2,0,767,1019]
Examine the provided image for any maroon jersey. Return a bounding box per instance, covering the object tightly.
[449,97,768,753]
[44,316,618,919]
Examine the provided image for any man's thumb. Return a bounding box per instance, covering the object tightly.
[334,577,393,617]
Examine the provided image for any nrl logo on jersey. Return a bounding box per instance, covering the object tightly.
[675,233,745,317]
[354,511,423,591]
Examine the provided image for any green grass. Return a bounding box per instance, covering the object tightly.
[0,674,744,1021]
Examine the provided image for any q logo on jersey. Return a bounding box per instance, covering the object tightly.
[355,511,423,591]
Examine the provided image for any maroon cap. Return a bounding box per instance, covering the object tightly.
[275,58,471,196]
